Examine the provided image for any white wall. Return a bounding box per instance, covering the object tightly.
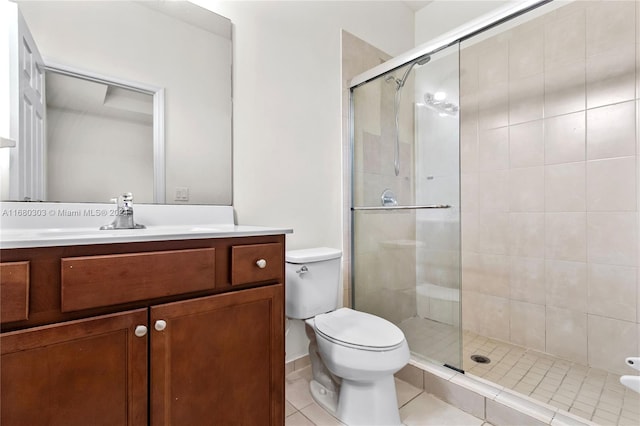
[198,1,414,250]
[193,0,415,361]
[47,108,154,203]
[415,1,510,45]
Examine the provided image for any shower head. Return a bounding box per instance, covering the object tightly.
[385,54,431,89]
[396,54,431,89]
[414,54,431,66]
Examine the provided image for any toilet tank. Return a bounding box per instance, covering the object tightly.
[285,247,342,319]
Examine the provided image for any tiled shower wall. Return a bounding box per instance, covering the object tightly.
[460,0,639,375]
[348,35,419,324]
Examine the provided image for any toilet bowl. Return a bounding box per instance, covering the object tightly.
[286,248,410,425]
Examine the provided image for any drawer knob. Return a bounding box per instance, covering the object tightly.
[256,259,267,269]
[134,325,148,337]
[155,320,167,331]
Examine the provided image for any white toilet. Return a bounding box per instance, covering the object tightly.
[286,247,410,426]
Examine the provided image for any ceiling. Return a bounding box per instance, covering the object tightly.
[403,1,433,12]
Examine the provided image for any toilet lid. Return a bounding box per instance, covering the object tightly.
[314,308,405,349]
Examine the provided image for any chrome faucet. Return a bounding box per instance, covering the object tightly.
[100,193,146,230]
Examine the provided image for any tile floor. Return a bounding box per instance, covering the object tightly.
[400,317,640,426]
[285,365,492,426]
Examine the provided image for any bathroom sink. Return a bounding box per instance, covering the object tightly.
[142,225,225,233]
[1,225,226,241]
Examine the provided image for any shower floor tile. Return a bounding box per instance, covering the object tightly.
[399,316,640,426]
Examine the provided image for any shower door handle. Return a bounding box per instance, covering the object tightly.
[351,204,451,211]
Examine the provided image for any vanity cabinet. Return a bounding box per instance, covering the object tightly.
[0,235,285,426]
[1,309,148,425]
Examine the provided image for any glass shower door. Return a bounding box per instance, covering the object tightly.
[351,43,461,369]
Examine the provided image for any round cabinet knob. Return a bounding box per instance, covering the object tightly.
[155,320,167,332]
[256,259,267,269]
[134,325,147,337]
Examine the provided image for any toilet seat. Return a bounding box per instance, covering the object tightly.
[314,308,405,351]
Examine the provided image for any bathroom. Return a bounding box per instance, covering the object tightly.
[1,0,638,425]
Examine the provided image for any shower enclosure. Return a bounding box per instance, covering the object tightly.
[349,1,639,424]
[351,43,462,368]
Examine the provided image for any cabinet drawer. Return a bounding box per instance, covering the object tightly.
[0,261,30,323]
[61,248,216,312]
[231,243,282,286]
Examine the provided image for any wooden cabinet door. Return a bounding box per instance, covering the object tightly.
[1,309,148,426]
[150,284,284,426]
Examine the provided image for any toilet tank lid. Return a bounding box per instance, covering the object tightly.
[286,247,342,263]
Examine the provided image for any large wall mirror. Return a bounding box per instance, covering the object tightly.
[6,0,232,205]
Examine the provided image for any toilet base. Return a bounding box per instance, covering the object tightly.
[336,375,402,426]
[310,376,402,426]
[309,380,339,417]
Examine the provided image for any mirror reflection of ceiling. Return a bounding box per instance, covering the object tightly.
[14,0,233,205]
[46,72,153,125]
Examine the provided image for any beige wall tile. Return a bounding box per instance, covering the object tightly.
[472,295,509,340]
[586,157,637,212]
[460,50,479,96]
[509,120,544,168]
[544,60,585,117]
[478,127,509,171]
[585,0,636,57]
[474,253,510,298]
[587,212,638,267]
[546,306,588,364]
[545,212,587,262]
[509,167,544,212]
[545,260,587,312]
[461,212,479,253]
[637,28,640,99]
[586,101,636,161]
[509,27,544,79]
[545,162,586,212]
[423,373,485,419]
[509,213,545,258]
[479,170,509,212]
[395,364,424,390]
[544,8,585,70]
[478,40,508,87]
[510,256,545,304]
[510,300,546,352]
[486,398,548,426]
[478,212,509,255]
[509,73,544,125]
[461,119,479,173]
[461,173,479,213]
[545,112,586,165]
[588,315,639,375]
[588,263,637,322]
[478,82,508,130]
[586,44,636,109]
[462,252,483,294]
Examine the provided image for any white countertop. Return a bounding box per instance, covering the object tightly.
[0,202,292,249]
[0,224,293,249]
